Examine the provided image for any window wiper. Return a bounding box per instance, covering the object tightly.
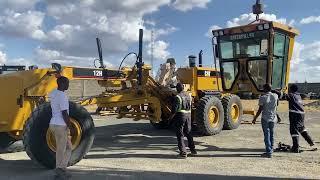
[273,55,283,59]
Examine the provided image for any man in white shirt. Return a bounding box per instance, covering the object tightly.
[252,84,278,158]
[49,76,72,179]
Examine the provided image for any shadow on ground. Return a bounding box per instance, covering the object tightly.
[85,122,265,159]
[0,158,298,180]
[68,168,296,180]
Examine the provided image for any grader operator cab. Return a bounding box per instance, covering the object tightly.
[212,0,299,95]
[0,0,298,169]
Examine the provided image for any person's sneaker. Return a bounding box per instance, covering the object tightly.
[189,149,197,156]
[177,152,187,159]
[261,153,272,158]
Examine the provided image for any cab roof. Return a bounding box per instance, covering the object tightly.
[212,19,299,37]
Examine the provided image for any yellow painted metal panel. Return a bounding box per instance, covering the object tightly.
[272,22,300,35]
[0,76,26,132]
[197,77,219,90]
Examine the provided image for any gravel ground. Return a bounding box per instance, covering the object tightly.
[0,112,319,180]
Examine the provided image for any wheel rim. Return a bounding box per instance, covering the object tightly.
[231,103,240,123]
[46,118,82,152]
[208,106,219,128]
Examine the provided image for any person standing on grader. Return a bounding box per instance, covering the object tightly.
[171,82,197,158]
[49,76,72,178]
[252,84,279,158]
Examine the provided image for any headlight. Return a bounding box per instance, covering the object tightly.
[257,24,264,31]
[263,23,270,29]
[219,31,224,36]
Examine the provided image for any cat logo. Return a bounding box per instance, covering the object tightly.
[205,71,211,77]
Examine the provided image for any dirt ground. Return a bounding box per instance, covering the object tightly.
[0,102,319,180]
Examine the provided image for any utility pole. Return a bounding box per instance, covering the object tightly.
[151,28,155,77]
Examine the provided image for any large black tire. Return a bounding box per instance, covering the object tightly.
[222,95,243,130]
[196,96,224,136]
[0,132,16,149]
[23,102,95,169]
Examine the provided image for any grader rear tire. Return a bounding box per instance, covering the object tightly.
[0,132,16,149]
[196,96,224,136]
[23,102,95,169]
[222,95,243,130]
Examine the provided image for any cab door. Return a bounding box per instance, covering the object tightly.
[271,32,290,90]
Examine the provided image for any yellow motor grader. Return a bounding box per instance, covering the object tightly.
[0,0,298,169]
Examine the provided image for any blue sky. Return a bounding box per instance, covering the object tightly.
[0,0,320,82]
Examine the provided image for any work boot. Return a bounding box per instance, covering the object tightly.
[291,136,299,152]
[290,148,303,153]
[54,168,71,180]
[54,168,66,180]
[177,152,187,159]
[189,149,198,156]
[62,169,72,179]
[301,131,314,146]
[276,113,281,124]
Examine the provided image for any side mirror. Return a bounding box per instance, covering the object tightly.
[52,63,62,72]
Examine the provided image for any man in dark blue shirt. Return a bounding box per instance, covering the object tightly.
[282,84,316,153]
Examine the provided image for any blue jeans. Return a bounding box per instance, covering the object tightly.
[261,120,275,155]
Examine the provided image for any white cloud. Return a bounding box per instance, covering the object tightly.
[0,0,39,11]
[0,50,7,64]
[34,0,180,66]
[206,13,294,38]
[300,16,320,24]
[172,0,211,12]
[290,42,304,70]
[206,25,222,37]
[34,47,113,68]
[155,25,178,37]
[0,0,181,68]
[0,10,46,40]
[148,40,170,60]
[290,41,320,82]
[226,13,289,27]
[0,49,31,66]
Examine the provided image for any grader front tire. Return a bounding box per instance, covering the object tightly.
[23,102,95,169]
[196,96,224,136]
[222,95,243,130]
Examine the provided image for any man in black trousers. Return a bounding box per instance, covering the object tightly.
[274,84,317,153]
[171,83,196,158]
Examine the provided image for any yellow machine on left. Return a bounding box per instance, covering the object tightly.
[0,30,167,168]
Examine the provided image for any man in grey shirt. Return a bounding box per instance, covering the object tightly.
[252,84,278,158]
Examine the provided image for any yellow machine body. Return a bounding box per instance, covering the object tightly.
[0,65,167,138]
[176,67,222,98]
